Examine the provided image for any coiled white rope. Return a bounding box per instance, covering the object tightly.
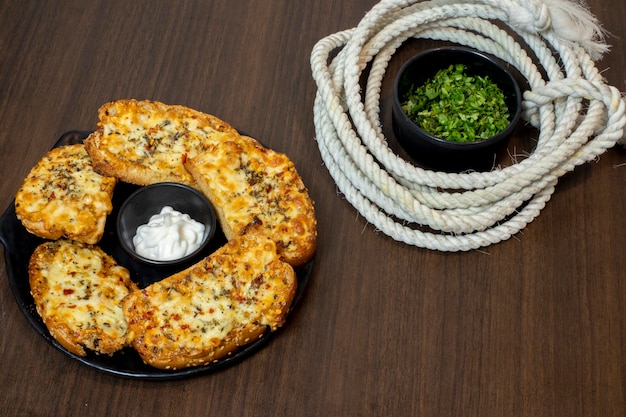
[310,0,626,251]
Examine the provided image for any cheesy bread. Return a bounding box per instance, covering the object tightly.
[29,240,138,356]
[84,99,240,186]
[184,138,317,267]
[15,144,117,244]
[122,224,297,370]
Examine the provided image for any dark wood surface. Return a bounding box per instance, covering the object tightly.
[1,1,624,416]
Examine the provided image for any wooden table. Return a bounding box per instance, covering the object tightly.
[1,1,624,416]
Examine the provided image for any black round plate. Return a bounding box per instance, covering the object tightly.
[0,130,313,380]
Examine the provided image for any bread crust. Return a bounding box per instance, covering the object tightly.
[29,240,138,356]
[15,144,117,244]
[21,100,315,370]
[184,137,317,267]
[84,99,240,187]
[122,225,297,370]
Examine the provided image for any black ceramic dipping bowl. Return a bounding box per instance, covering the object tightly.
[117,182,217,266]
[392,47,522,172]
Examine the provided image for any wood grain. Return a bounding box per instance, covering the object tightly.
[0,1,624,416]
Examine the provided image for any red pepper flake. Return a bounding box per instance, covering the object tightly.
[63,288,75,295]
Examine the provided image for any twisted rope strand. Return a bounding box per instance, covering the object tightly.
[310,0,626,251]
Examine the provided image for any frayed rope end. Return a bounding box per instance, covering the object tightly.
[506,0,609,60]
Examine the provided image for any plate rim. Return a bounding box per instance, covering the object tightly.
[0,130,314,380]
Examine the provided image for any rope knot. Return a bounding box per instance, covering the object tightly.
[504,0,609,60]
[534,3,552,31]
[507,0,552,34]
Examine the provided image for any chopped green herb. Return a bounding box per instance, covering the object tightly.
[401,64,510,142]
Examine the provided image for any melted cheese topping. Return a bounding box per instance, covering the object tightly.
[29,240,137,355]
[188,139,317,266]
[15,144,116,244]
[95,100,237,181]
[124,228,296,366]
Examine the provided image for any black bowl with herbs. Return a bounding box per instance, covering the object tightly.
[392,47,522,172]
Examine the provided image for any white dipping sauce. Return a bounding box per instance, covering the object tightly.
[132,206,206,261]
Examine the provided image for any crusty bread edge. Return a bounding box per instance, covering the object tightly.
[97,99,239,136]
[14,143,117,244]
[183,152,236,241]
[28,241,138,356]
[84,131,188,186]
[184,138,317,267]
[124,316,269,370]
[16,215,108,245]
[122,224,297,370]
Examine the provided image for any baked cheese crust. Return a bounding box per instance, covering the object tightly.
[29,240,138,356]
[84,99,240,186]
[18,100,315,370]
[185,138,317,267]
[122,224,297,370]
[15,144,117,244]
